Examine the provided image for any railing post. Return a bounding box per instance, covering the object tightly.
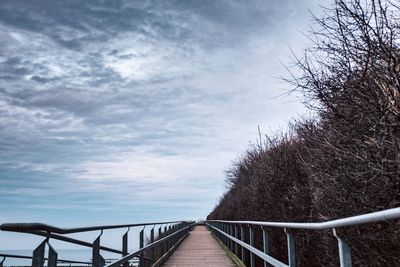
[234,225,239,256]
[32,239,46,267]
[150,226,155,261]
[218,223,222,241]
[220,223,224,242]
[284,228,296,267]
[47,242,58,267]
[158,226,162,257]
[122,228,129,267]
[92,231,105,267]
[217,223,221,241]
[333,228,352,267]
[249,225,255,267]
[227,224,231,251]
[0,256,5,267]
[168,225,173,249]
[139,227,145,267]
[226,224,229,247]
[231,224,235,252]
[222,223,226,245]
[262,226,270,267]
[164,225,168,252]
[240,225,246,264]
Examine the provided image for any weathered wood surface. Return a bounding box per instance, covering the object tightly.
[162,225,237,267]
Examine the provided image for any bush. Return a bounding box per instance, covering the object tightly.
[208,0,400,266]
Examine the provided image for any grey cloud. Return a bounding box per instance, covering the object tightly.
[30,75,59,83]
[0,0,318,239]
[0,0,189,50]
[0,57,30,79]
[0,0,311,53]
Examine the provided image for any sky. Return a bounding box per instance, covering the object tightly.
[0,0,322,250]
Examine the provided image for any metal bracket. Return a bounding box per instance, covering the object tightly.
[92,230,105,267]
[284,228,296,267]
[47,241,58,267]
[139,226,145,267]
[262,226,270,267]
[122,227,130,267]
[240,225,245,264]
[249,225,255,267]
[32,239,47,267]
[333,228,352,267]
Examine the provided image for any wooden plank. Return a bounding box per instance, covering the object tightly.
[162,226,237,267]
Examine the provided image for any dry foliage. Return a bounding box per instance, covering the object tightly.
[208,0,400,266]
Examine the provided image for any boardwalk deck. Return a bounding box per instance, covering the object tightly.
[162,225,237,267]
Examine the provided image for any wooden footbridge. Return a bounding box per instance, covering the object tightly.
[163,226,235,267]
[1,207,400,267]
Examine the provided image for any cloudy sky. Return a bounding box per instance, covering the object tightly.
[0,0,321,249]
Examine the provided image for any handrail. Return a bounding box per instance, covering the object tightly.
[0,220,187,234]
[206,207,400,267]
[207,223,289,267]
[0,220,195,267]
[105,223,195,267]
[207,206,400,229]
[16,230,124,254]
[0,253,90,265]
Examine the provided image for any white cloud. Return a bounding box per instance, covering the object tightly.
[0,0,323,250]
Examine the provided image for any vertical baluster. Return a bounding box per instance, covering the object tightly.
[333,228,352,267]
[47,242,58,267]
[227,224,231,250]
[150,226,155,262]
[262,226,270,267]
[226,224,229,247]
[174,224,177,243]
[168,225,172,249]
[234,225,239,256]
[171,224,176,247]
[158,226,162,257]
[224,224,228,246]
[139,227,145,267]
[216,223,220,241]
[228,224,231,251]
[171,224,175,247]
[122,227,129,267]
[240,225,246,264]
[221,223,225,244]
[32,239,46,267]
[221,224,225,245]
[177,223,182,240]
[164,226,168,253]
[220,223,223,244]
[92,231,105,267]
[231,224,236,253]
[284,228,296,267]
[249,226,255,267]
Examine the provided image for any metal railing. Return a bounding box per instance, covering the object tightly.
[0,220,195,267]
[206,207,400,267]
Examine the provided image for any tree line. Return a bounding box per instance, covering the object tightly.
[207,0,400,266]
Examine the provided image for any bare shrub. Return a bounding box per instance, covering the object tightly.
[208,0,400,266]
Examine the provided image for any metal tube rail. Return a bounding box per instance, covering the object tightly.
[16,230,124,254]
[0,253,90,265]
[0,220,187,234]
[207,223,288,267]
[105,222,195,267]
[206,207,400,267]
[0,220,195,267]
[207,206,400,229]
